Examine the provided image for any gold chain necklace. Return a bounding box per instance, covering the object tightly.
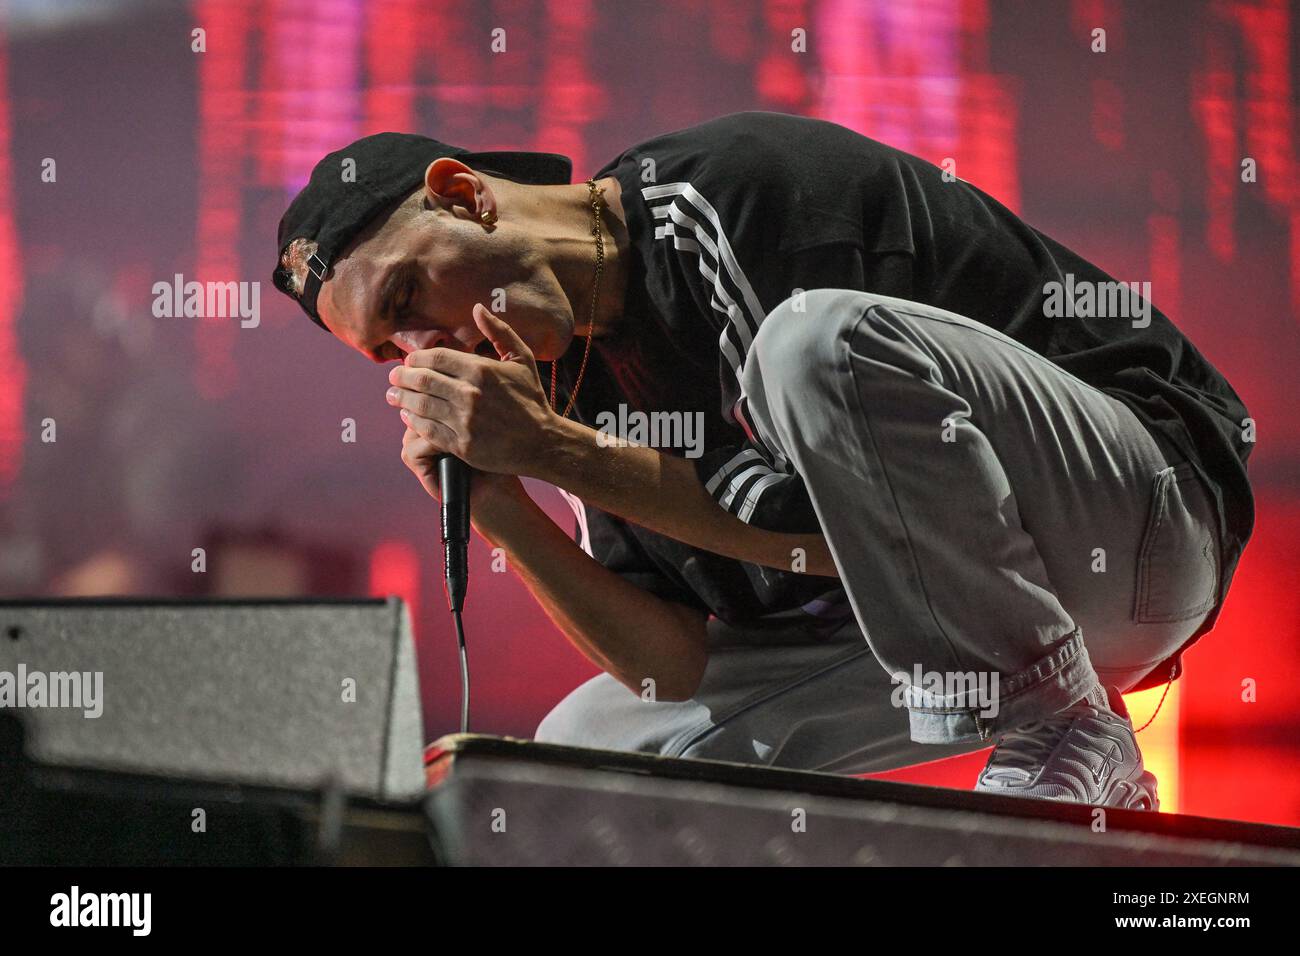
[549,177,603,419]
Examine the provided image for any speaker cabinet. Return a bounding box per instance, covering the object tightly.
[0,598,424,801]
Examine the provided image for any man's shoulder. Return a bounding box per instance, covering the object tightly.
[606,112,886,262]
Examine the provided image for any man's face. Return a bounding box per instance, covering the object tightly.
[313,189,574,364]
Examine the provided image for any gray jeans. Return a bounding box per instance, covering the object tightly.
[536,290,1221,771]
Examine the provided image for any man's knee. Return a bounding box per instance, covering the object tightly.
[754,289,869,366]
[533,676,609,746]
[534,674,686,754]
[751,290,947,404]
[745,288,882,414]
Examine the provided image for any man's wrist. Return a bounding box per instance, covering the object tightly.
[528,412,598,490]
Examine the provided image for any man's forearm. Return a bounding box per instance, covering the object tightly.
[529,416,839,578]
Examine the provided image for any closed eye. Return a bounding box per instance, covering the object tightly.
[395,280,417,325]
[377,260,422,329]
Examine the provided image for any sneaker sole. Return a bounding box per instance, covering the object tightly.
[1102,770,1160,812]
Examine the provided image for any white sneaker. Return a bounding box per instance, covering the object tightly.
[974,685,1159,810]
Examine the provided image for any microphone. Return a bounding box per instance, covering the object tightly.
[437,455,472,734]
[438,455,471,612]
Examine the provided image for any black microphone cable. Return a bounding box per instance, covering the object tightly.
[452,605,469,734]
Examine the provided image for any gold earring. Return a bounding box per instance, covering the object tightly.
[480,209,497,226]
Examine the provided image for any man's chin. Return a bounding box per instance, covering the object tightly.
[536,326,581,362]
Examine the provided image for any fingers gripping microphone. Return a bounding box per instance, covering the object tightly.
[438,455,471,612]
[437,455,472,733]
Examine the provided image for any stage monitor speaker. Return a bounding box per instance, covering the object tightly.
[424,735,1300,866]
[0,598,424,801]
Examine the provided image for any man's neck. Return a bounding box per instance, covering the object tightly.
[502,175,629,341]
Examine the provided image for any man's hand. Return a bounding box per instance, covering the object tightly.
[398,423,531,531]
[389,303,838,579]
[386,303,559,476]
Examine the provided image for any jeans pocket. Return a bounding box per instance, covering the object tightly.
[1133,462,1220,623]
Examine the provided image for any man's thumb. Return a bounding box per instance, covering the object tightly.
[472,303,532,365]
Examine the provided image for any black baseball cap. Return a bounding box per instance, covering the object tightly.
[272,132,573,330]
